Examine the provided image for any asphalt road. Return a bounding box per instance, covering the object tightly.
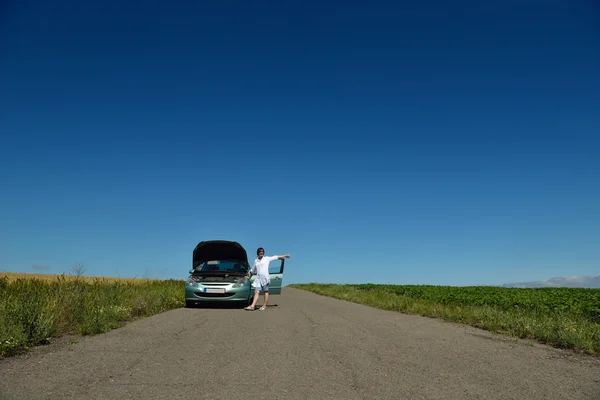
[1,288,599,399]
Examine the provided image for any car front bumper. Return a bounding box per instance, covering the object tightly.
[185,283,251,303]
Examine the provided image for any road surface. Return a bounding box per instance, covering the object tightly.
[1,288,599,399]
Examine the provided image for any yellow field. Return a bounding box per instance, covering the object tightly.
[0,272,156,283]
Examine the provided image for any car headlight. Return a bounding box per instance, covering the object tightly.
[187,277,196,287]
[232,277,248,288]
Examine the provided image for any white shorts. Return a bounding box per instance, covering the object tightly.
[253,282,270,292]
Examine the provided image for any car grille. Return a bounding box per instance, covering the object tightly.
[194,292,236,298]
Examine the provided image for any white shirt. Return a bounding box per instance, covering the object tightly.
[251,255,279,287]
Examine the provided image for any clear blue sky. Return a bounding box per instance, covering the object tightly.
[1,0,599,286]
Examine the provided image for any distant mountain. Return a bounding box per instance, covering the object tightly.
[503,275,600,289]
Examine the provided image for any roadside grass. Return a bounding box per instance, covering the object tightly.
[0,274,185,357]
[288,283,600,355]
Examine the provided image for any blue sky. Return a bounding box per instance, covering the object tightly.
[1,0,599,286]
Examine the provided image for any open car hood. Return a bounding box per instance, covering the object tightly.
[192,240,249,269]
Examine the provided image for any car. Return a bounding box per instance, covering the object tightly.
[184,240,285,308]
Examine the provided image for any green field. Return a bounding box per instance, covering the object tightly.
[0,274,185,357]
[289,283,600,355]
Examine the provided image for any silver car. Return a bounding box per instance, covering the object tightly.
[184,240,285,307]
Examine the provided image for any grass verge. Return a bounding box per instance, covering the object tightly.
[0,275,184,357]
[288,283,600,356]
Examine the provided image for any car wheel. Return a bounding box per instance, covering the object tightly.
[185,300,195,308]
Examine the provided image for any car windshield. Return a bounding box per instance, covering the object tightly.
[194,260,248,274]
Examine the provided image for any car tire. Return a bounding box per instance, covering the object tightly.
[185,300,195,308]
